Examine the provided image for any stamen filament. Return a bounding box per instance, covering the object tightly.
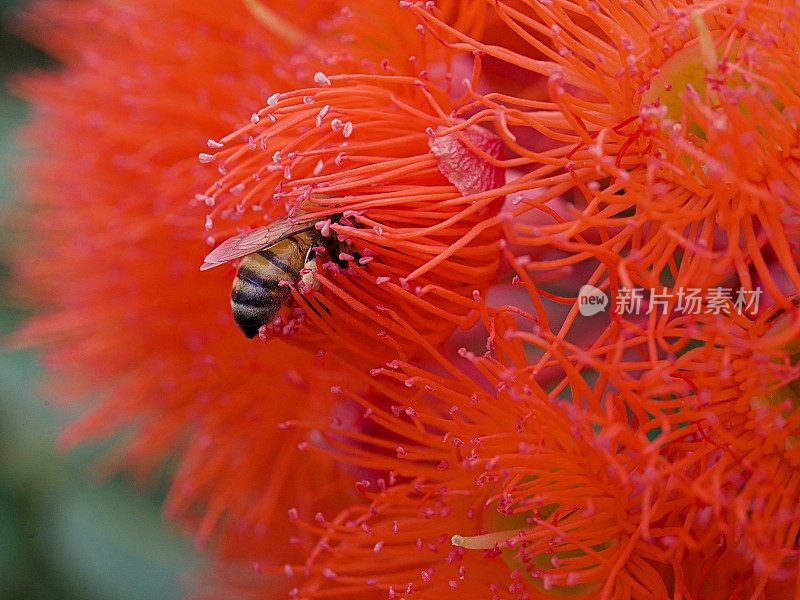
[451,529,518,549]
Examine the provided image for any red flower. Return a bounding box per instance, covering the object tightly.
[272,322,658,597]
[265,282,800,598]
[411,0,800,300]
[662,302,800,587]
[198,74,506,348]
[8,0,800,598]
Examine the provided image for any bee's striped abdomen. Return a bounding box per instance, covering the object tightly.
[230,240,304,338]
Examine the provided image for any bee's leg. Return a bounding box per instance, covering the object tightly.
[300,247,321,294]
[297,247,331,318]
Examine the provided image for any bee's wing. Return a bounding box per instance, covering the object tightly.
[200,219,318,271]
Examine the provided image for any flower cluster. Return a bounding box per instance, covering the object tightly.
[8,0,800,598]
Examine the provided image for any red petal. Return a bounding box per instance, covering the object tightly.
[429,124,504,196]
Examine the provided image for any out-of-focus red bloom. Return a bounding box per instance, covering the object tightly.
[6,0,496,574]
[8,0,357,562]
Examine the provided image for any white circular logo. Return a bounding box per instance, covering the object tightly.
[577,285,608,316]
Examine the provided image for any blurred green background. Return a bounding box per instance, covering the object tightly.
[0,1,201,598]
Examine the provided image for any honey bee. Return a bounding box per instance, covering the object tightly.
[200,217,335,338]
